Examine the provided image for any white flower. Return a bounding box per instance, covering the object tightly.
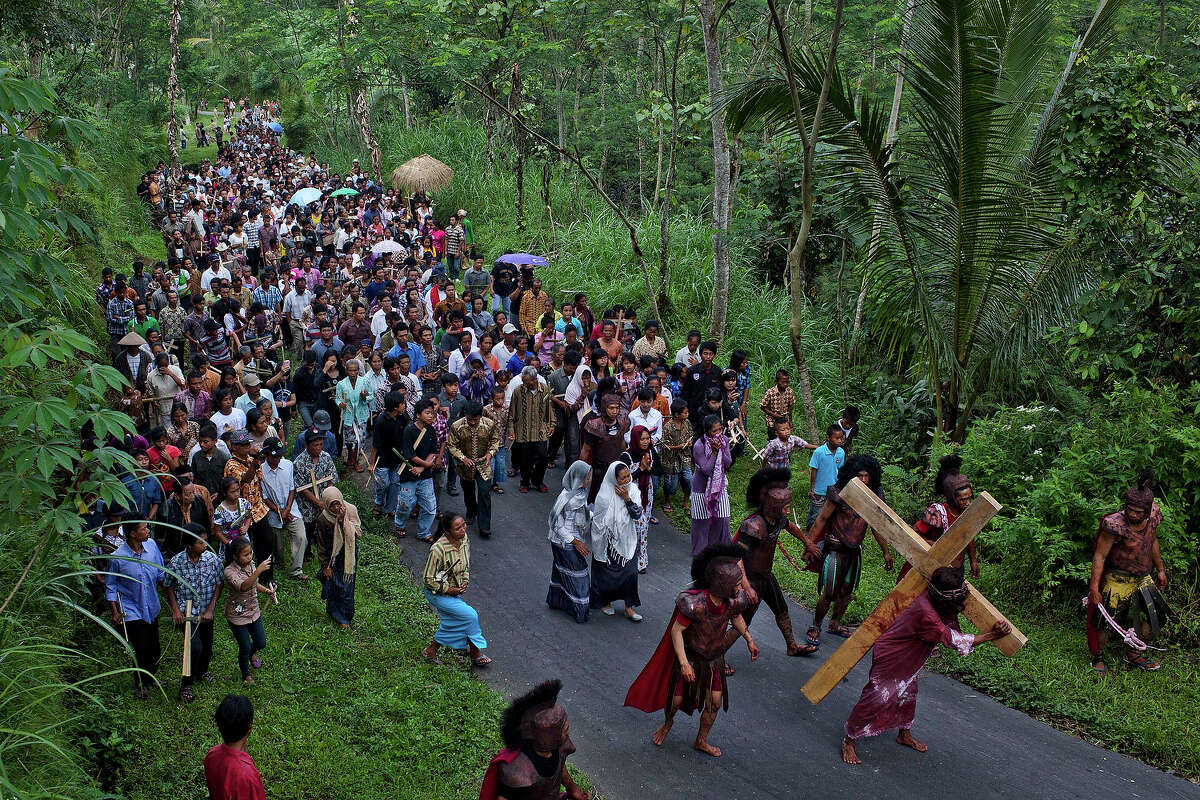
[1022,424,1035,431]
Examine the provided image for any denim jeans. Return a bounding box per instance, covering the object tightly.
[373,465,391,509]
[445,254,461,280]
[394,476,436,538]
[491,446,508,485]
[491,294,512,315]
[663,467,693,500]
[298,402,317,429]
[229,617,266,679]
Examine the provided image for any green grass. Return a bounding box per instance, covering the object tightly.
[92,481,508,800]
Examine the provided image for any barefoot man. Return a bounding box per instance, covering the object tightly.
[841,566,1010,765]
[624,544,760,758]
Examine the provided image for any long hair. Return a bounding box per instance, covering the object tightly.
[835,454,882,495]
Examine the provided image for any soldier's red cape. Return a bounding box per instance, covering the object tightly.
[623,599,696,713]
[478,748,520,800]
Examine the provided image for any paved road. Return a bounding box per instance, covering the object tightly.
[380,464,1197,800]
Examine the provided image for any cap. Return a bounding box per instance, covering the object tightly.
[457,209,467,217]
[242,372,261,386]
[502,323,518,334]
[261,436,284,456]
[313,410,332,431]
[230,430,252,445]
[118,331,147,347]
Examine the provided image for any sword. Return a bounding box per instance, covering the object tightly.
[180,598,200,677]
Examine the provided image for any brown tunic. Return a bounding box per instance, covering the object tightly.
[495,739,576,800]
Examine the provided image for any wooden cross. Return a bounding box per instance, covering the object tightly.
[800,477,1027,705]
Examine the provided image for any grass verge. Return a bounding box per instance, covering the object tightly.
[93,480,507,800]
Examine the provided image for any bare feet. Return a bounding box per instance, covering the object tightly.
[693,739,722,758]
[652,722,673,746]
[842,737,861,765]
[896,730,928,753]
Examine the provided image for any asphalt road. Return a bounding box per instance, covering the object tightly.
[378,463,1197,800]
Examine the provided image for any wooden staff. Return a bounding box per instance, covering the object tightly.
[181,599,195,677]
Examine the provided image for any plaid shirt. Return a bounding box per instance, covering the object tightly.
[164,549,223,614]
[106,297,135,336]
[252,284,283,311]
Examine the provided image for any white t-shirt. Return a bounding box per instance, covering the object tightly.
[201,266,231,292]
[208,408,247,438]
[674,345,701,367]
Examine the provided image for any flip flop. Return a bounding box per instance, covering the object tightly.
[472,656,493,667]
[806,627,822,647]
[1091,658,1109,675]
[1123,653,1161,671]
[423,651,442,665]
[416,535,434,544]
[829,625,856,639]
[649,516,659,525]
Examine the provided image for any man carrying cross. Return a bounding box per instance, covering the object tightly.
[293,429,339,529]
[841,567,1011,765]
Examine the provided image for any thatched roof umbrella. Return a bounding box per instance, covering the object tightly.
[390,154,454,194]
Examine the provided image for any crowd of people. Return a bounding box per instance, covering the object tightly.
[93,98,1172,794]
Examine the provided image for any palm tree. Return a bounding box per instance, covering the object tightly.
[725,0,1125,441]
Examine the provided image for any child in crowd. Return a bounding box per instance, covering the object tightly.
[836,405,861,453]
[483,385,509,493]
[760,417,817,470]
[759,368,796,439]
[658,400,694,514]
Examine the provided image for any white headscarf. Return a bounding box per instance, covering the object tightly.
[548,460,592,541]
[563,365,594,423]
[590,461,641,566]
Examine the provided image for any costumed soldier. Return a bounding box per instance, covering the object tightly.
[1087,469,1171,674]
[624,544,759,758]
[479,679,587,800]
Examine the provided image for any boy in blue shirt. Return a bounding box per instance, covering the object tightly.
[807,425,846,529]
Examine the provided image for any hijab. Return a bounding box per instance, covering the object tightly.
[459,353,495,405]
[548,460,592,540]
[320,485,361,578]
[564,365,595,422]
[591,462,640,566]
[622,425,652,509]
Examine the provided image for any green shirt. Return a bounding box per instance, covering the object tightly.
[129,316,161,339]
[461,217,475,245]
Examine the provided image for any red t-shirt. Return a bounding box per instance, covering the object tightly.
[204,743,266,800]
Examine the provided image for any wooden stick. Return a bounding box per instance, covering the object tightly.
[182,598,193,677]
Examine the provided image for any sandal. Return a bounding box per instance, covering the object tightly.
[416,535,434,544]
[806,627,822,647]
[179,685,195,703]
[1123,652,1161,671]
[663,504,674,513]
[392,526,408,538]
[724,664,735,676]
[828,624,856,639]
[1091,657,1109,675]
[422,649,442,665]
[649,516,659,525]
[492,485,504,494]
[472,655,493,667]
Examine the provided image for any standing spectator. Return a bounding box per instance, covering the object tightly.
[759,368,796,440]
[394,399,439,542]
[259,437,308,580]
[690,414,733,556]
[293,429,340,527]
[313,486,361,627]
[580,394,629,504]
[443,214,466,279]
[659,400,694,513]
[588,463,643,622]
[807,425,847,529]
[546,461,593,623]
[106,519,165,698]
[164,524,223,702]
[507,366,555,494]
[203,694,267,800]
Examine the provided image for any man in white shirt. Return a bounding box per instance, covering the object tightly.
[370,294,394,347]
[282,277,313,357]
[200,259,231,292]
[259,437,308,580]
[674,329,703,368]
[626,388,664,445]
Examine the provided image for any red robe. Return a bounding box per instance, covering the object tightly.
[843,594,976,739]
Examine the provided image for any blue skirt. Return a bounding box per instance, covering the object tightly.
[547,542,591,623]
[423,588,488,650]
[320,570,356,626]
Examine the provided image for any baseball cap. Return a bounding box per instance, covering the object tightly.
[242,372,262,386]
[261,436,284,456]
[502,323,518,334]
[313,410,332,431]
[230,430,252,446]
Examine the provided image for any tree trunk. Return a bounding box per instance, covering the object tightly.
[401,73,412,129]
[657,3,686,317]
[765,0,845,440]
[510,63,526,233]
[853,0,913,346]
[699,0,731,344]
[635,35,646,210]
[1158,0,1166,49]
[166,0,182,177]
[342,0,383,182]
[598,66,608,192]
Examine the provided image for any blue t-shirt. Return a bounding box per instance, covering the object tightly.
[808,444,845,497]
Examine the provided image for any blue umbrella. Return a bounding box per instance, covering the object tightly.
[495,252,549,268]
[288,187,322,208]
[268,121,284,134]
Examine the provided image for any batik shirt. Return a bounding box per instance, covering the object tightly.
[292,450,338,522]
